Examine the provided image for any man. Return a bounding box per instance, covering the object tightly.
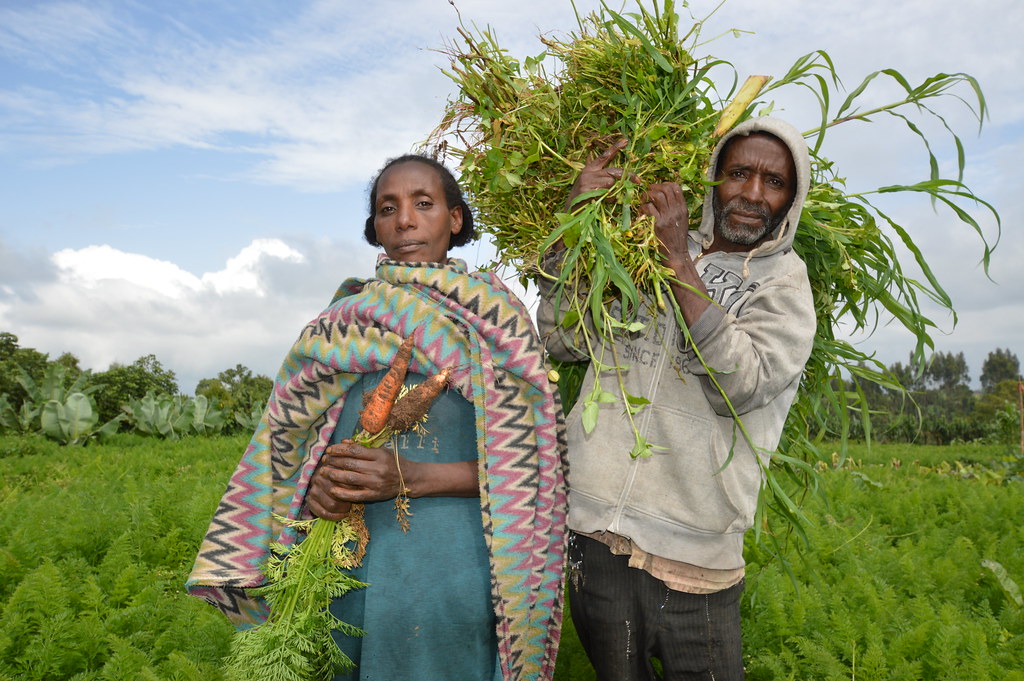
[537,116,816,680]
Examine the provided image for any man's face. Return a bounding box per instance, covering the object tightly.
[712,133,797,249]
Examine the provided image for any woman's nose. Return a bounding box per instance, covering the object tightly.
[395,202,416,230]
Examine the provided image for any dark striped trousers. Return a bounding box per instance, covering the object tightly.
[567,532,745,681]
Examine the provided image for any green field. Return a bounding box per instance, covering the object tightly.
[1,435,1021,680]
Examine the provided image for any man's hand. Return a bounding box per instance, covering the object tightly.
[640,181,712,325]
[566,138,637,208]
[641,181,690,262]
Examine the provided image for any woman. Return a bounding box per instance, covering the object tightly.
[187,155,568,681]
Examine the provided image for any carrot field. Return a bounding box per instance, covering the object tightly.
[1,434,1021,680]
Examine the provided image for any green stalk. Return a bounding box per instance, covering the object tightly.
[271,517,337,624]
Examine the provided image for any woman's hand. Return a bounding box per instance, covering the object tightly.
[306,439,403,521]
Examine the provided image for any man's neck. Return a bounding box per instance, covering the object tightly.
[703,236,765,256]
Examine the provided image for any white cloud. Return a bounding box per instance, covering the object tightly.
[50,238,307,299]
[0,2,124,66]
[202,239,305,295]
[0,234,532,393]
[53,245,203,298]
[1,238,372,392]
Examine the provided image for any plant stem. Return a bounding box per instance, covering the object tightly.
[275,517,336,623]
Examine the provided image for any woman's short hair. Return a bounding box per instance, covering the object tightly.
[363,154,478,250]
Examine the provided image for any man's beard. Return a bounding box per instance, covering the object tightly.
[712,193,786,246]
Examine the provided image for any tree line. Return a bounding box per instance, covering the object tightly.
[848,348,1022,445]
[0,331,271,444]
[0,330,1020,446]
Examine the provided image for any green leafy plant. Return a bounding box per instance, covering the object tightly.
[233,399,266,433]
[3,436,1021,680]
[196,364,273,432]
[982,559,1023,609]
[0,392,37,434]
[738,443,1024,681]
[191,394,227,436]
[18,363,100,406]
[427,0,999,556]
[0,433,244,680]
[123,392,194,439]
[0,364,119,444]
[223,516,368,681]
[40,392,122,446]
[91,353,179,425]
[122,392,227,439]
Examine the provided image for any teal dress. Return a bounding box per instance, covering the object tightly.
[328,371,501,681]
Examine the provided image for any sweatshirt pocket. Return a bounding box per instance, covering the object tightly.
[624,407,758,535]
[567,407,643,506]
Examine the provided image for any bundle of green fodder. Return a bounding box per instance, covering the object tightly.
[430,2,723,323]
[427,0,998,546]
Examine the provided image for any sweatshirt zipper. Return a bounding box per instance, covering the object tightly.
[608,318,673,533]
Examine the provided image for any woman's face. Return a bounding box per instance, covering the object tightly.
[373,161,463,263]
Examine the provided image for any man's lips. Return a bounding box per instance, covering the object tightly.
[727,210,767,226]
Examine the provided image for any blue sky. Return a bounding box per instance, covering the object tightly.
[1,0,1021,393]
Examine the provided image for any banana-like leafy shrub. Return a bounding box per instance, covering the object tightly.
[0,364,120,444]
[40,392,123,446]
[232,399,265,433]
[123,392,227,440]
[0,393,38,434]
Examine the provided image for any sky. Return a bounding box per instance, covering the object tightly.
[1,0,1021,394]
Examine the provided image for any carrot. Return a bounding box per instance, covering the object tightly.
[358,335,415,434]
[386,367,454,432]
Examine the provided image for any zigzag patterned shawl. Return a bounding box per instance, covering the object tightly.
[186,257,568,681]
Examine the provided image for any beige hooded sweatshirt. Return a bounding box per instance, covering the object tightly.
[537,116,816,570]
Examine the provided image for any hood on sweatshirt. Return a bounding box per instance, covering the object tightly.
[696,116,811,269]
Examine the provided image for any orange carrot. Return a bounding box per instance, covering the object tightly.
[386,366,453,432]
[358,335,415,434]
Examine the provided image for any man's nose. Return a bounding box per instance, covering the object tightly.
[740,177,766,204]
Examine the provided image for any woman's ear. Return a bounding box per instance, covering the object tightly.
[449,205,464,236]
